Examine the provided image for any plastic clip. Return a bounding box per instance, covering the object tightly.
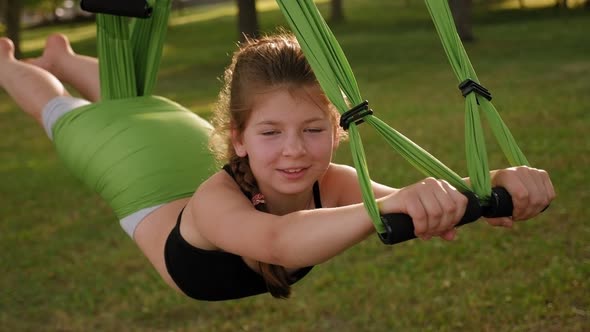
[458,79,492,101]
[339,100,373,130]
[80,0,153,18]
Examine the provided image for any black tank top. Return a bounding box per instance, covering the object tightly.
[164,166,321,301]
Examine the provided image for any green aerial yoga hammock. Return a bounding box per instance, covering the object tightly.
[53,0,216,220]
[275,0,528,243]
[75,0,530,243]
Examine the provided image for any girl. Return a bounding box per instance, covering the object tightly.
[0,33,554,301]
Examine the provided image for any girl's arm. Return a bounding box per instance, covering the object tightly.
[188,167,466,268]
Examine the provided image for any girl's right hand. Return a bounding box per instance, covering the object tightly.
[377,178,468,241]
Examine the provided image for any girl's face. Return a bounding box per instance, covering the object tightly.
[232,87,337,198]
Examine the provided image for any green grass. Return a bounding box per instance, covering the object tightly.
[1,1,589,331]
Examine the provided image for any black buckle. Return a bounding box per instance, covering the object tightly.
[339,100,373,130]
[81,0,153,18]
[458,79,492,101]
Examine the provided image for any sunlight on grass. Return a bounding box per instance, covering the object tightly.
[20,0,332,53]
[493,0,586,9]
[169,0,328,27]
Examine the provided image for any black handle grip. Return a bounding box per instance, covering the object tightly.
[481,186,549,218]
[481,187,513,218]
[378,191,482,245]
[81,0,152,18]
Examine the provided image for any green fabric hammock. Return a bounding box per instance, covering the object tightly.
[96,0,170,99]
[89,0,527,237]
[276,0,528,233]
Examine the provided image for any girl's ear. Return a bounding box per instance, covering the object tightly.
[231,128,248,157]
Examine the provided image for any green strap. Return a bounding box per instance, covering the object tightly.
[130,0,172,96]
[425,0,529,200]
[96,0,171,99]
[277,0,470,233]
[96,14,136,99]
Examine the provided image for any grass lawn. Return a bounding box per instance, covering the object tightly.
[1,1,588,331]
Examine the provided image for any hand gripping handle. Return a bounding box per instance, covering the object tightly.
[378,191,482,245]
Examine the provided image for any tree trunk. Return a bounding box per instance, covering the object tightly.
[3,0,22,58]
[331,0,344,23]
[236,0,259,42]
[449,0,474,42]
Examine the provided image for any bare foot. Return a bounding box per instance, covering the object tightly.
[26,33,74,77]
[0,38,15,61]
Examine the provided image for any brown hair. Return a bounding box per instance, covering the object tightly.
[209,32,343,298]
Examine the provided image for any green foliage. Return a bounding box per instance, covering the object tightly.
[1,1,589,331]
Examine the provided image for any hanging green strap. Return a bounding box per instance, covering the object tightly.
[425,0,529,200]
[96,14,136,99]
[130,0,172,96]
[276,0,471,233]
[96,0,171,99]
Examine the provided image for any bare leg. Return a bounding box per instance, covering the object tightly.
[0,38,70,125]
[27,34,100,102]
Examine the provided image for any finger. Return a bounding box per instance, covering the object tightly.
[440,181,467,227]
[407,193,428,237]
[544,171,556,201]
[521,168,547,218]
[506,175,530,221]
[439,228,457,241]
[539,169,556,208]
[418,188,445,237]
[431,182,460,233]
[486,217,513,228]
[419,192,442,237]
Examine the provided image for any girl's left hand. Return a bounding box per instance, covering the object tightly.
[485,166,555,228]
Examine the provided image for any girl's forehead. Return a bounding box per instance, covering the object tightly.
[249,88,329,122]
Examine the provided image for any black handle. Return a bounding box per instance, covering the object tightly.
[481,186,549,218]
[481,187,513,218]
[81,0,152,18]
[378,191,482,245]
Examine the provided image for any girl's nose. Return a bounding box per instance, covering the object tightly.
[282,133,306,157]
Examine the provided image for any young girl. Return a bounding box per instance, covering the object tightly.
[0,33,555,301]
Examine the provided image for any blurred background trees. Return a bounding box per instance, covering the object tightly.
[1,0,588,57]
[236,0,258,41]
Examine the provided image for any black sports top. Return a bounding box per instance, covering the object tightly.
[163,166,321,301]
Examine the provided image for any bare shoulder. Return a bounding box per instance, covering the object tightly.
[190,170,252,218]
[321,163,359,189]
[320,163,363,207]
[322,163,397,207]
[184,170,282,262]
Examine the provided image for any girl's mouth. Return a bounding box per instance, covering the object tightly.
[279,167,308,179]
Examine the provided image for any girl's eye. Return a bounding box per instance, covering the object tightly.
[305,128,324,133]
[261,130,279,136]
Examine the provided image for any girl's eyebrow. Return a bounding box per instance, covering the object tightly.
[254,117,327,126]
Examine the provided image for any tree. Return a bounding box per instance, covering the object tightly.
[1,0,23,58]
[236,0,259,42]
[449,0,474,42]
[331,0,344,23]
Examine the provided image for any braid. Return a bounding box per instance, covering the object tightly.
[228,155,292,299]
